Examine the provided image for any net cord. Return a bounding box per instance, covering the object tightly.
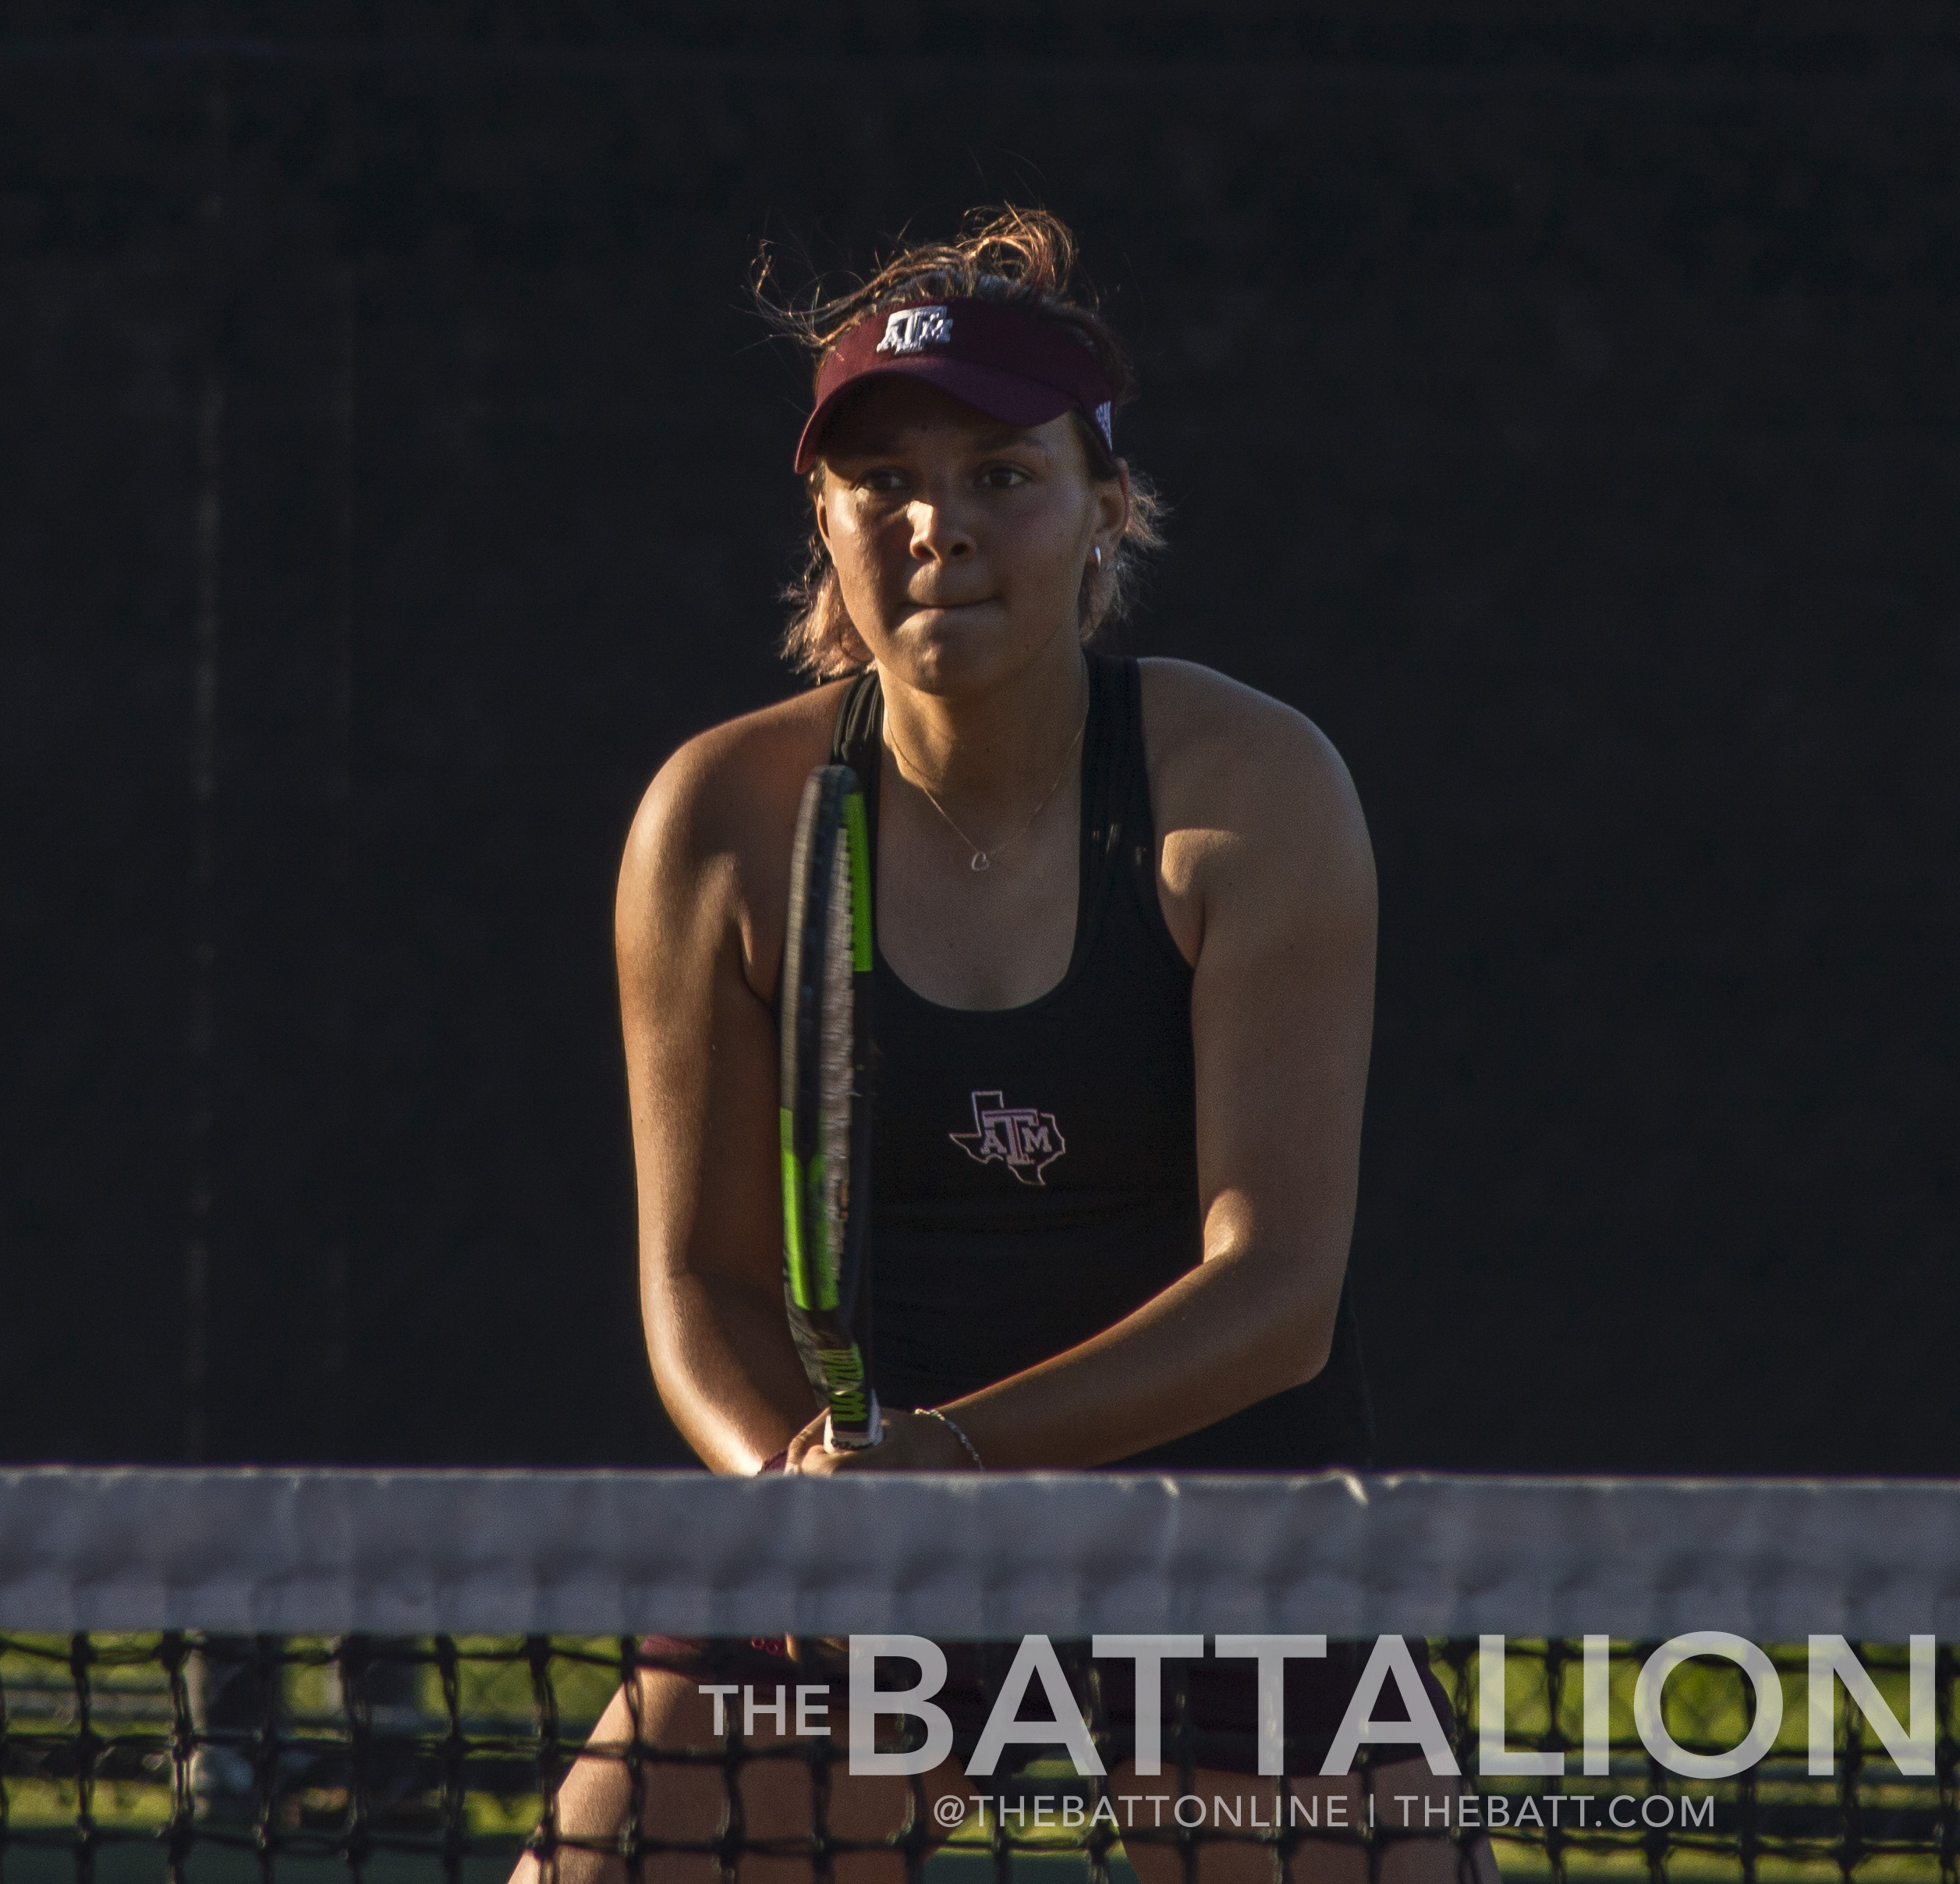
[5,1470,1959,1641]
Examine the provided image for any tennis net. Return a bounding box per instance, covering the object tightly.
[2,1469,1957,1884]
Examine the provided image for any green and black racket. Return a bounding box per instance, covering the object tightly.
[779,764,881,1450]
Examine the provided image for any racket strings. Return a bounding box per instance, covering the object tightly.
[818,835,855,1297]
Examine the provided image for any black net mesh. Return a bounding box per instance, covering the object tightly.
[2,1633,1954,1884]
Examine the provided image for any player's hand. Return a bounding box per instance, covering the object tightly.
[785,1408,977,1474]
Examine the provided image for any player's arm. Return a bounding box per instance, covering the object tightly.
[799,662,1377,1473]
[616,731,817,1474]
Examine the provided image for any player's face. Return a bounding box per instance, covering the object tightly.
[814,380,1127,696]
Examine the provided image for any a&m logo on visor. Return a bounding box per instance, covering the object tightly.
[876,305,954,356]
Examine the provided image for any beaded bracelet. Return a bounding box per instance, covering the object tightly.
[913,1406,985,1468]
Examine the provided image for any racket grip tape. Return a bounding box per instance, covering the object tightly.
[785,1293,883,1449]
[824,1394,884,1452]
[813,1343,882,1450]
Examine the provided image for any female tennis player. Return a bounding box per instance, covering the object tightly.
[515,211,1487,1884]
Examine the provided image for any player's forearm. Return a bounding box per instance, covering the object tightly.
[642,1269,813,1474]
[938,1240,1345,1469]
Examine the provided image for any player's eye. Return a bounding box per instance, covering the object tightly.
[853,467,910,494]
[978,463,1033,489]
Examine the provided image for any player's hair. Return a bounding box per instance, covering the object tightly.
[757,207,1165,680]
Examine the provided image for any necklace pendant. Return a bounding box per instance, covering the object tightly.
[970,852,991,872]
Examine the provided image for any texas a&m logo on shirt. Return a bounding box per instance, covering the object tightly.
[950,1090,1067,1186]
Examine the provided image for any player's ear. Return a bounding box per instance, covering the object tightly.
[1103,460,1132,530]
[813,468,835,555]
[1091,459,1131,553]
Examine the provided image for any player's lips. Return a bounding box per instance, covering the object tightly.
[905,594,996,614]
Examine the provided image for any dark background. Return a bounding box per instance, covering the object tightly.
[5,3,1956,1474]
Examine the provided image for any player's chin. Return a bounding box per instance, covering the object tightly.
[880,607,1017,687]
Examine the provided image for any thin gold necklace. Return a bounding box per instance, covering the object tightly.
[886,679,1089,874]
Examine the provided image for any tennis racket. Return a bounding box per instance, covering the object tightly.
[779,763,881,1450]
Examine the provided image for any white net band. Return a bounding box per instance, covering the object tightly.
[5,1467,1958,1638]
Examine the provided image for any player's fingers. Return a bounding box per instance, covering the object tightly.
[784,1411,829,1473]
[809,1411,962,1474]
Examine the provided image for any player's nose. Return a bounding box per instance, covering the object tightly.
[908,495,977,562]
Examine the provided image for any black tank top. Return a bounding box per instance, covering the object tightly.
[830,653,1373,1469]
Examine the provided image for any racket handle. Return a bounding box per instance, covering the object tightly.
[824,1393,884,1453]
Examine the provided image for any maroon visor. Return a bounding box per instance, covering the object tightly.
[792,298,1116,473]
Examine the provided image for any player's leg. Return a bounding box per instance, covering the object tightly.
[1116,1762,1499,1884]
[509,1667,975,1884]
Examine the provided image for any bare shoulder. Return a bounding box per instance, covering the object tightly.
[622,686,837,875]
[616,687,842,999]
[1136,658,1375,949]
